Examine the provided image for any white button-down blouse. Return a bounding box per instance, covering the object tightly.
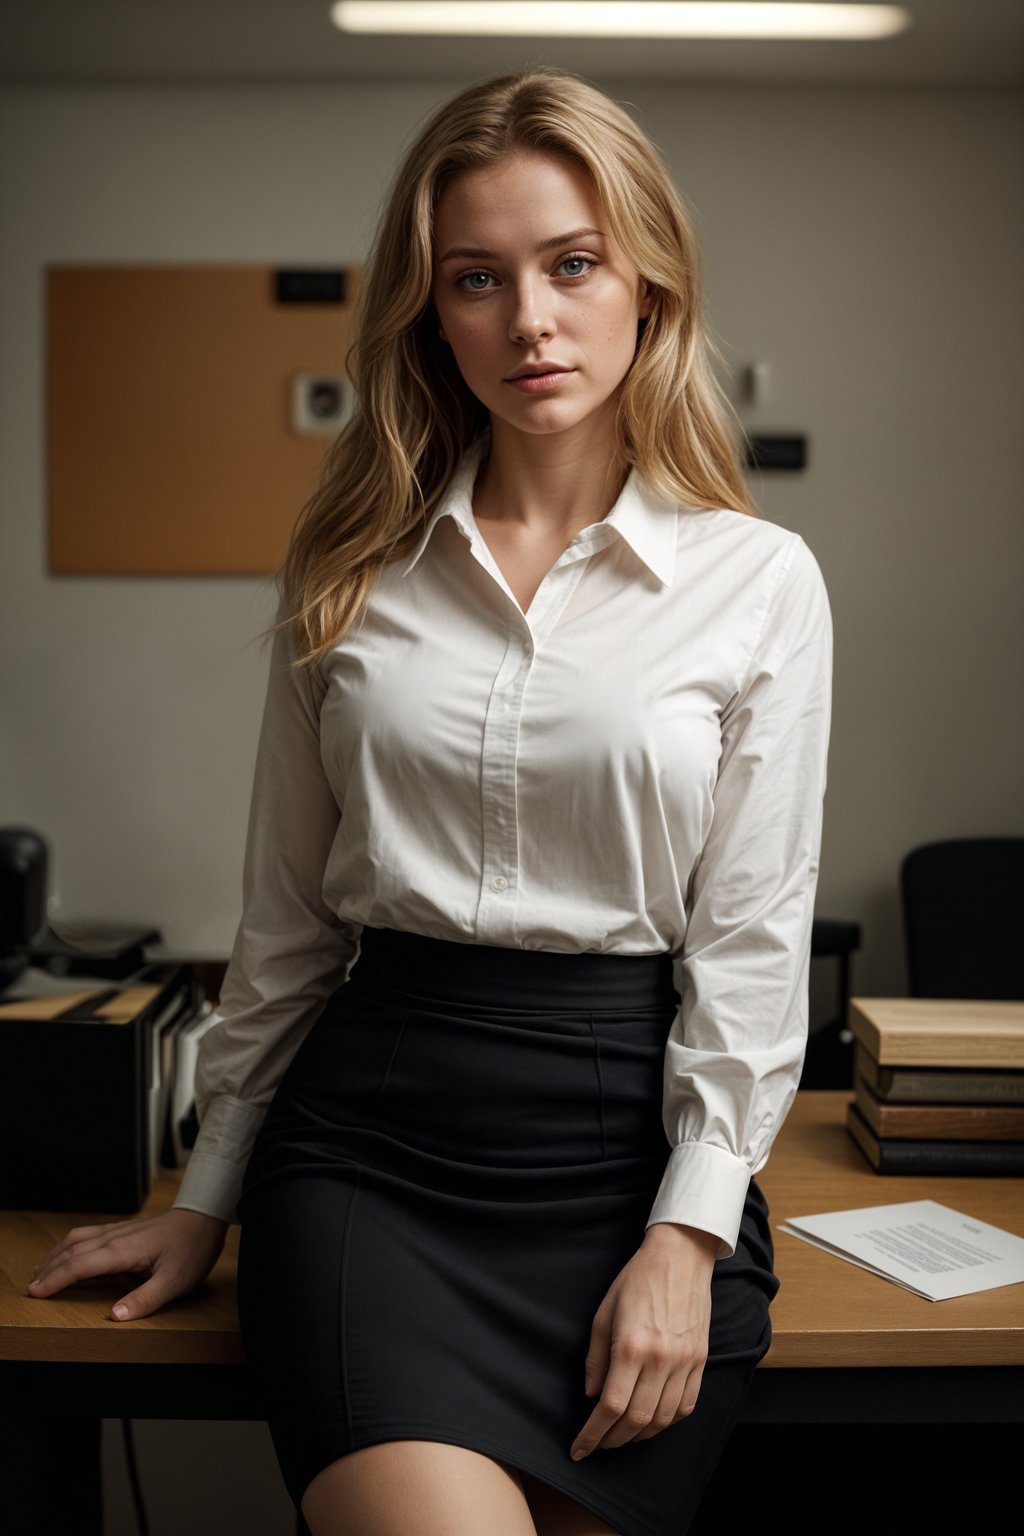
[172,429,833,1259]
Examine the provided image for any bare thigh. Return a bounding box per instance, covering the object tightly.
[300,1440,538,1536]
[299,1442,624,1536]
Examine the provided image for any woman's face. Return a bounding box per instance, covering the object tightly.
[430,150,653,443]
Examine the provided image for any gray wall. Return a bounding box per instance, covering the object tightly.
[3,79,1022,1533]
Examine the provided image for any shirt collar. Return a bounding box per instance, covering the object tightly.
[397,433,678,588]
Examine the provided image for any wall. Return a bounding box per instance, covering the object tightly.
[2,77,1022,1533]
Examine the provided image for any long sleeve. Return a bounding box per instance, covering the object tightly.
[172,587,362,1225]
[644,532,833,1260]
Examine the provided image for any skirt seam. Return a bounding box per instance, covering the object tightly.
[340,980,673,1018]
[587,1012,608,1160]
[376,1005,413,1103]
[337,1162,363,1443]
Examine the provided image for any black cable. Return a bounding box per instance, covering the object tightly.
[120,1418,150,1536]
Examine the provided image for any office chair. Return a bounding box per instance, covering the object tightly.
[798,916,863,1089]
[900,836,1024,999]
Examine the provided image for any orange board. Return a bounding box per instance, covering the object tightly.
[47,264,363,574]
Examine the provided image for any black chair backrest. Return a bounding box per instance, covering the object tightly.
[900,837,1024,1000]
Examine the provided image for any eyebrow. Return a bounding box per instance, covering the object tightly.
[437,227,606,263]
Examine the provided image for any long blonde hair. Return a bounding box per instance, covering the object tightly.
[273,65,757,671]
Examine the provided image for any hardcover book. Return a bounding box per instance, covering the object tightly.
[854,1074,1024,1140]
[853,1042,1024,1105]
[848,998,1024,1069]
[845,1101,1024,1176]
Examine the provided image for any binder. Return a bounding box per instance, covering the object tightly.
[0,961,198,1211]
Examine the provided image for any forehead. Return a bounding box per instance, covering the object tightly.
[433,151,603,236]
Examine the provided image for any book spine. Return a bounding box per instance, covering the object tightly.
[853,1042,1024,1104]
[845,1103,1024,1175]
[854,1077,1024,1140]
[872,1139,1024,1175]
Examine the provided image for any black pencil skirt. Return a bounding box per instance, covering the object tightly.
[235,926,779,1536]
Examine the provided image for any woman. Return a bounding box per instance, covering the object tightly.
[28,67,832,1536]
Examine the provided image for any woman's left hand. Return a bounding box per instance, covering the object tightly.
[569,1222,719,1459]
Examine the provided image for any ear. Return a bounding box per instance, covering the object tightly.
[637,281,654,321]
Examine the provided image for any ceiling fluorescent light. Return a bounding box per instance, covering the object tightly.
[330,4,914,41]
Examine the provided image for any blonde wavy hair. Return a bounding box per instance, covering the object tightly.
[272,65,757,671]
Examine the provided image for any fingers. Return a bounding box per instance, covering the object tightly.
[26,1212,222,1324]
[571,1345,707,1459]
[29,1221,138,1285]
[631,1362,702,1442]
[27,1230,151,1301]
[582,1309,610,1399]
[109,1270,186,1322]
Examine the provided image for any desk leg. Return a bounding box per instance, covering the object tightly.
[2,1409,102,1535]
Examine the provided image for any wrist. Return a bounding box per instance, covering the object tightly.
[643,1221,720,1266]
[170,1206,229,1231]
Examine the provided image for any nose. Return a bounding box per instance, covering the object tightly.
[507,276,554,344]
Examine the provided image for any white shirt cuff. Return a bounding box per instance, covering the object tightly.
[644,1141,753,1260]
[172,1151,246,1226]
[170,1094,267,1226]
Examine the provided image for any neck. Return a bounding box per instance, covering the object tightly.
[472,411,629,536]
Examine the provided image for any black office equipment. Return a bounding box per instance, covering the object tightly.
[0,826,48,992]
[901,836,1024,1000]
[0,823,200,1211]
[799,916,863,1089]
[0,961,198,1212]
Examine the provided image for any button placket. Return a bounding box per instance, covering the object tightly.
[475,607,529,939]
[472,542,602,941]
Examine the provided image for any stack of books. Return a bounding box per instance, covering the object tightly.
[846,998,1024,1175]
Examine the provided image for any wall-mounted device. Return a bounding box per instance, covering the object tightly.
[745,435,808,471]
[291,372,355,436]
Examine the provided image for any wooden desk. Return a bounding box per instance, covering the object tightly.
[3,1092,1023,1529]
[5,1090,1022,1371]
[745,1090,1024,1425]
[761,1092,1024,1367]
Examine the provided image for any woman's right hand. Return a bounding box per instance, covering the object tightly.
[26,1208,230,1321]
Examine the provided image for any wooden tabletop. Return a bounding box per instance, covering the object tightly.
[758,1091,1024,1366]
[2,1091,1022,1369]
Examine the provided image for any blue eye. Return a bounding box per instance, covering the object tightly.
[459,271,495,291]
[454,253,595,291]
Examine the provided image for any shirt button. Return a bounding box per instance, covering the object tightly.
[492,875,508,891]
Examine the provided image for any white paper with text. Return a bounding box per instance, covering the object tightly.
[778,1200,1024,1300]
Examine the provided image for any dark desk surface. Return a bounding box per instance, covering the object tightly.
[3,1091,1023,1370]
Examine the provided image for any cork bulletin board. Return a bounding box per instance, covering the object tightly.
[46,264,363,574]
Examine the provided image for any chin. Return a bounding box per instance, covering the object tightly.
[515,410,578,430]
[493,397,598,430]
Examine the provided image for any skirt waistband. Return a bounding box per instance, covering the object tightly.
[347,925,678,1013]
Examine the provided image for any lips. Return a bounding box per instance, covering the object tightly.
[506,364,572,380]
